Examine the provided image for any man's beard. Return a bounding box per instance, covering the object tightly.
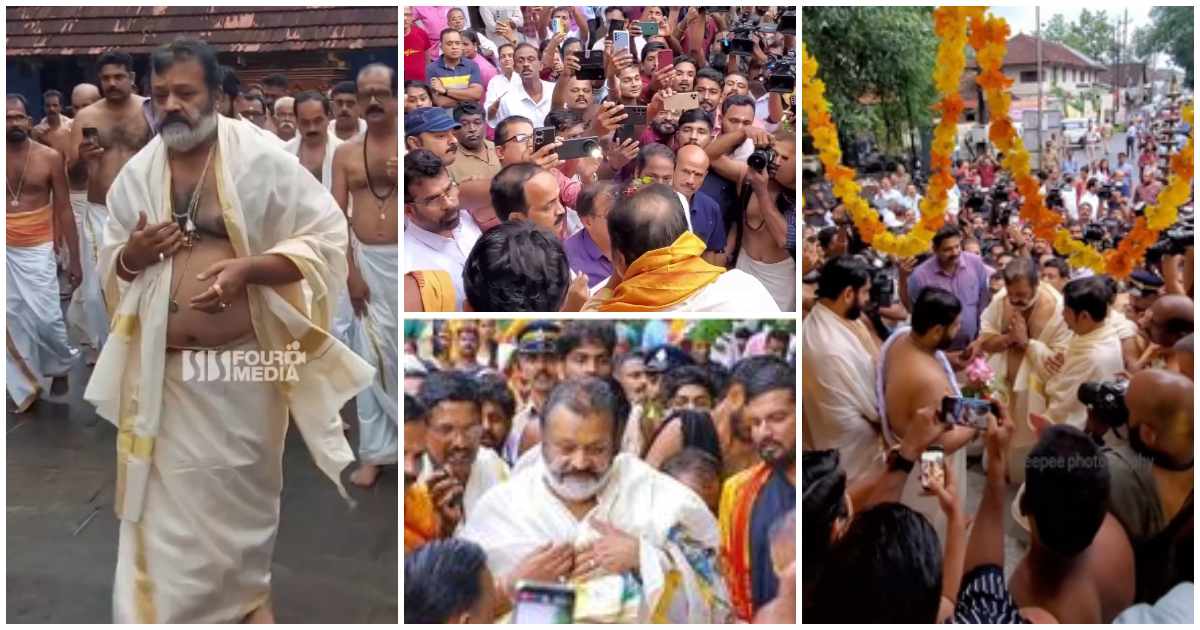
[757,439,794,468]
[159,106,218,152]
[936,329,955,351]
[7,128,28,143]
[651,119,676,136]
[105,87,128,102]
[542,457,615,502]
[846,302,862,321]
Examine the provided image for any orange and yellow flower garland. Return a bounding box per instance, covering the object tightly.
[801,6,974,257]
[968,12,1195,278]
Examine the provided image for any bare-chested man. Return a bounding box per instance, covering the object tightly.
[879,287,976,540]
[1009,425,1135,623]
[329,80,366,141]
[6,94,81,411]
[61,83,108,357]
[332,63,399,487]
[973,257,1071,483]
[31,90,72,155]
[738,133,797,311]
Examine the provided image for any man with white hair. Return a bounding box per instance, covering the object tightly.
[86,39,373,623]
[272,94,296,142]
[460,378,728,623]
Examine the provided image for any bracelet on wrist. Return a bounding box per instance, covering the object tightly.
[118,247,140,276]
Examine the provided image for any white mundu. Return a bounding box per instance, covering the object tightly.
[350,231,399,468]
[86,115,374,623]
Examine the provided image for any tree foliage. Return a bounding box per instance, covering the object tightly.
[1041,9,1119,65]
[1136,6,1194,88]
[801,6,938,152]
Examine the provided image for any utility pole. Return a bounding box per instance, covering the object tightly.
[1036,6,1043,170]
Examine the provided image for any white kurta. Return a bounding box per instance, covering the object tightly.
[802,302,882,482]
[1034,322,1125,431]
[979,284,1071,483]
[459,454,728,623]
[87,115,375,622]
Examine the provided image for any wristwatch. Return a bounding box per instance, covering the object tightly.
[886,445,916,474]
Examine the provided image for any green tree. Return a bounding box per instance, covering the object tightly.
[801,6,938,153]
[1137,7,1194,88]
[1041,9,1118,64]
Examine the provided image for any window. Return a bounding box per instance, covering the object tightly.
[1020,70,1041,83]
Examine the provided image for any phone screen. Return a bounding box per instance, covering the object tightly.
[83,127,99,141]
[920,449,945,494]
[513,584,574,624]
[940,396,992,429]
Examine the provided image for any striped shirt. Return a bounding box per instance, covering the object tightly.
[953,565,1029,624]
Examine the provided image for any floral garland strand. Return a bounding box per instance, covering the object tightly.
[969,12,1195,278]
[802,6,974,257]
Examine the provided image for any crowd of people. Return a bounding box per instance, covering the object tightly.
[403,319,796,623]
[802,115,1194,621]
[7,37,399,622]
[403,5,798,312]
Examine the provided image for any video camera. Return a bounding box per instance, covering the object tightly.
[1078,379,1130,429]
[1146,209,1194,262]
[764,51,797,94]
[1082,222,1113,249]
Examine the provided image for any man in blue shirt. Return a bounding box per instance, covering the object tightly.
[426,29,483,111]
[673,144,726,264]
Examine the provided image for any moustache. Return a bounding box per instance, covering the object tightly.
[366,105,385,115]
[7,128,28,142]
[156,114,192,132]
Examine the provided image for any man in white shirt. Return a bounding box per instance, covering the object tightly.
[483,43,518,127]
[496,42,556,127]
[403,149,482,310]
[873,175,904,210]
[1079,178,1100,219]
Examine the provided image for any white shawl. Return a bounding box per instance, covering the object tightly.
[86,115,375,523]
[1036,322,1125,430]
[282,129,344,191]
[801,302,882,482]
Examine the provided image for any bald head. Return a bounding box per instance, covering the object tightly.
[1174,333,1193,381]
[71,83,101,111]
[1128,368,1193,461]
[673,144,710,199]
[1147,294,1193,347]
[607,183,688,270]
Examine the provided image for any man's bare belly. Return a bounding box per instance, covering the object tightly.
[88,145,140,205]
[349,188,398,246]
[740,227,790,264]
[165,238,254,348]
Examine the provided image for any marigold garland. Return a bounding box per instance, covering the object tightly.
[968,13,1195,278]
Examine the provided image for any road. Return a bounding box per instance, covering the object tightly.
[7,354,398,623]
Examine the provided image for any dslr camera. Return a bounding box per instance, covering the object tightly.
[1078,380,1130,429]
[748,147,777,172]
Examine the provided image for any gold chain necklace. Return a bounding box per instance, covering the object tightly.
[6,145,31,207]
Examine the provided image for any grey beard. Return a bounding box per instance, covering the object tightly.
[160,110,218,151]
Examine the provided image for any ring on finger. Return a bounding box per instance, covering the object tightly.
[219,302,229,311]
[158,252,165,262]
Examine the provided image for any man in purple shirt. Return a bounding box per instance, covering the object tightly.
[904,225,992,362]
[564,180,618,287]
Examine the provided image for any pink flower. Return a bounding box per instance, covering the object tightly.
[965,356,994,390]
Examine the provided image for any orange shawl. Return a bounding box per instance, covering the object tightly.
[408,270,456,312]
[404,482,440,553]
[6,205,54,247]
[599,232,725,312]
[718,462,773,621]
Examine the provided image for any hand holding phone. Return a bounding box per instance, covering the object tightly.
[513,580,575,624]
[639,20,659,38]
[611,30,631,54]
[940,396,994,430]
[664,92,700,113]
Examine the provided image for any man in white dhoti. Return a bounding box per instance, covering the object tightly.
[1033,277,1124,431]
[460,377,730,623]
[6,94,82,411]
[83,40,374,623]
[64,83,107,357]
[417,370,510,534]
[974,257,1071,483]
[877,288,977,542]
[331,64,400,488]
[802,256,883,483]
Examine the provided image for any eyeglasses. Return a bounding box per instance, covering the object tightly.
[496,132,532,146]
[416,180,459,207]
[430,423,484,441]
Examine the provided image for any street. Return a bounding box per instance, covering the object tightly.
[6,356,398,623]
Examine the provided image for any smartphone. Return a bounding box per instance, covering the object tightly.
[532,126,557,152]
[640,20,659,38]
[513,580,575,624]
[940,396,994,430]
[607,18,625,38]
[664,92,699,113]
[82,127,99,143]
[558,136,602,160]
[612,30,631,54]
[656,49,674,71]
[551,17,566,35]
[613,121,636,144]
[623,105,647,126]
[920,447,946,495]
[575,51,605,81]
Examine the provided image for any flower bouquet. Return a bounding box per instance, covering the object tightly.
[960,355,998,399]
